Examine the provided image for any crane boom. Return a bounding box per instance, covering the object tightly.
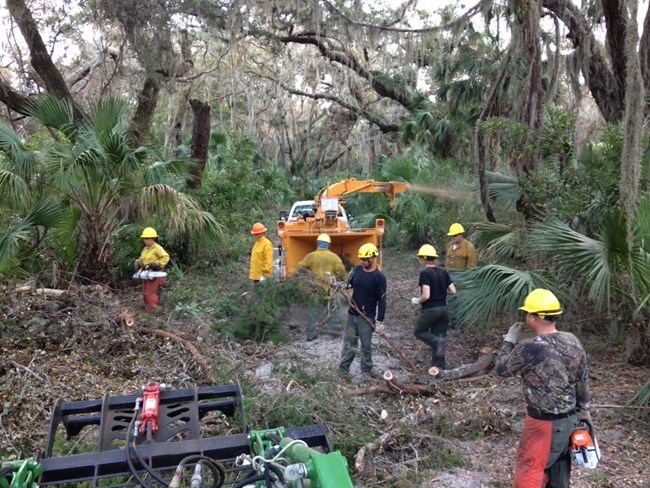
[317,179,407,206]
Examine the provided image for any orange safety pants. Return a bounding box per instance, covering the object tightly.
[514,413,575,488]
[142,277,164,311]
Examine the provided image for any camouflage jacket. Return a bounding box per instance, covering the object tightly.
[495,331,590,415]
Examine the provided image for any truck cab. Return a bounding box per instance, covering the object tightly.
[283,200,349,226]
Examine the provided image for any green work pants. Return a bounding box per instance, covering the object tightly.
[339,314,374,374]
[306,295,342,340]
[413,306,449,368]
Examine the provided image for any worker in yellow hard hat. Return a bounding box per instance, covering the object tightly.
[298,233,347,341]
[135,227,170,311]
[249,222,274,284]
[338,243,387,383]
[495,289,591,488]
[411,244,456,369]
[445,223,477,270]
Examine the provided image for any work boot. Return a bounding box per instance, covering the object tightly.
[306,335,317,342]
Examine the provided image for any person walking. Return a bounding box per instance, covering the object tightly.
[338,243,387,382]
[411,244,456,369]
[298,234,347,341]
[495,289,591,488]
[135,227,170,311]
[249,222,274,284]
[445,223,477,270]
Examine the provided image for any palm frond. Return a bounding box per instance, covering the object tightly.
[627,377,650,407]
[471,221,523,260]
[28,198,64,227]
[0,222,31,272]
[25,97,78,141]
[487,171,520,204]
[454,264,557,327]
[90,96,127,138]
[140,184,222,236]
[0,170,33,209]
[531,219,620,311]
[0,126,37,179]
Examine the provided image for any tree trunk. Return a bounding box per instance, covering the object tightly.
[6,0,86,121]
[620,0,644,255]
[188,99,211,189]
[128,76,160,147]
[519,0,544,175]
[542,0,625,122]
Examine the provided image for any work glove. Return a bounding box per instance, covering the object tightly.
[411,297,420,305]
[577,409,593,431]
[149,263,161,271]
[503,322,523,344]
[374,321,386,335]
[259,276,266,282]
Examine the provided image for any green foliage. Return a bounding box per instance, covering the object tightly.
[471,221,525,262]
[454,265,558,328]
[627,377,650,407]
[0,97,221,282]
[218,277,319,343]
[192,131,296,264]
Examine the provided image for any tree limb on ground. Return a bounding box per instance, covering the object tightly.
[341,370,440,396]
[13,286,66,297]
[140,326,212,378]
[427,349,494,381]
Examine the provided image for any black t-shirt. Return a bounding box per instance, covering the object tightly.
[418,266,452,309]
[348,265,387,322]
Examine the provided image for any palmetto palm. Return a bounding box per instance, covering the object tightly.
[0,97,222,281]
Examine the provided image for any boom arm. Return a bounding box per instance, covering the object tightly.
[317,179,407,206]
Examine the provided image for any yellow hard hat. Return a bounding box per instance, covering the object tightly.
[448,223,465,236]
[358,243,379,258]
[141,227,158,238]
[519,289,563,318]
[417,244,438,258]
[251,222,267,235]
[317,233,331,244]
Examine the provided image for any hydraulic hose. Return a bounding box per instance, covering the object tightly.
[126,399,152,488]
[170,454,225,488]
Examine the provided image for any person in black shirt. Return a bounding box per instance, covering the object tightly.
[338,243,387,382]
[411,244,456,368]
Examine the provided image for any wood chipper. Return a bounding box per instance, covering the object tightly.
[276,179,407,278]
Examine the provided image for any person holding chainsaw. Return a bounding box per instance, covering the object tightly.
[135,227,170,311]
[338,243,387,382]
[249,222,274,284]
[495,289,591,488]
[298,234,347,341]
[412,244,456,369]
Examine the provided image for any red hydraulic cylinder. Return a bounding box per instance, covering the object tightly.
[139,382,161,436]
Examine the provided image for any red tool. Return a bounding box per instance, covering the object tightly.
[139,382,161,436]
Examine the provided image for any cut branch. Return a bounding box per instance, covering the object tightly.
[428,349,494,380]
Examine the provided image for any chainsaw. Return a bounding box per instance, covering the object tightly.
[570,421,601,469]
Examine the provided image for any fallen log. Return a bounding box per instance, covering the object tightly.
[14,286,66,297]
[428,348,494,380]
